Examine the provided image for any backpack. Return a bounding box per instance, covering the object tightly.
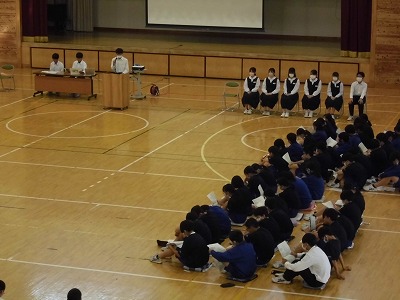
[150,84,160,96]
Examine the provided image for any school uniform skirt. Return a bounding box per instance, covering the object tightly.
[281,93,299,110]
[260,93,279,109]
[242,92,260,109]
[325,96,343,111]
[302,95,321,110]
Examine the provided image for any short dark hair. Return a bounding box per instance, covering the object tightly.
[341,153,354,163]
[302,233,318,246]
[310,69,318,76]
[277,177,290,187]
[340,189,354,202]
[231,175,245,188]
[67,288,82,300]
[345,124,356,134]
[332,72,339,77]
[268,146,280,156]
[180,220,194,232]
[315,141,327,152]
[296,128,306,136]
[338,132,350,142]
[243,166,256,175]
[75,52,83,59]
[244,217,259,229]
[376,132,388,143]
[191,205,202,216]
[0,280,5,291]
[357,71,365,78]
[268,68,276,74]
[115,48,124,54]
[249,67,256,73]
[200,204,210,212]
[52,53,59,59]
[229,230,244,243]
[222,183,235,194]
[317,225,333,240]
[288,67,296,77]
[274,138,285,149]
[286,133,297,144]
[323,208,339,221]
[253,206,269,217]
[186,212,198,221]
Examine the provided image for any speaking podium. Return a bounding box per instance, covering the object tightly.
[102,73,130,110]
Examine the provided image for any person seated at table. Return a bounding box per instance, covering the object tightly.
[244,217,276,266]
[70,52,88,98]
[210,230,257,280]
[150,220,210,268]
[50,52,64,72]
[111,48,129,74]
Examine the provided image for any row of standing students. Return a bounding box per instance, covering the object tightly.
[242,67,367,121]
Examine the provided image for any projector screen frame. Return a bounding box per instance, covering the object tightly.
[145,0,265,31]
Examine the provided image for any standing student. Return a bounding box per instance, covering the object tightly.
[260,68,280,116]
[50,53,64,72]
[111,48,129,74]
[242,67,261,115]
[325,72,344,116]
[302,69,322,118]
[280,67,300,118]
[348,72,367,121]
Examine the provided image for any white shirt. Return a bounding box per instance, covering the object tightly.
[327,80,344,98]
[111,56,129,74]
[72,60,87,71]
[50,61,64,72]
[244,76,261,93]
[284,246,331,283]
[304,78,322,96]
[350,81,368,99]
[262,77,280,94]
[283,78,300,95]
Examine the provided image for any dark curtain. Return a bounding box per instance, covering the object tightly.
[21,0,48,42]
[341,0,372,58]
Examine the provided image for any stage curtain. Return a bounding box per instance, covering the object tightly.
[21,0,48,42]
[341,0,372,58]
[72,0,93,32]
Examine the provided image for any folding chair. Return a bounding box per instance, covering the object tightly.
[0,64,15,90]
[222,81,240,111]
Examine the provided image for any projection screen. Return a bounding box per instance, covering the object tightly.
[147,0,263,29]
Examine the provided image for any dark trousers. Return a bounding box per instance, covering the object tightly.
[283,267,324,288]
[349,95,366,116]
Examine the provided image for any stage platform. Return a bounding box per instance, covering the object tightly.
[22,30,371,85]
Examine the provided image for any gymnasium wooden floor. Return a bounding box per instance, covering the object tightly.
[0,69,399,300]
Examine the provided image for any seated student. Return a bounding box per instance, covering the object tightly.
[243,166,270,197]
[335,132,354,157]
[286,133,304,162]
[364,151,400,191]
[251,163,277,194]
[354,116,374,149]
[392,124,400,151]
[274,138,287,157]
[223,183,252,224]
[201,205,231,239]
[265,197,294,241]
[276,177,301,219]
[317,226,351,280]
[323,114,338,140]
[151,220,209,267]
[311,118,328,144]
[300,160,325,202]
[186,212,212,244]
[253,206,282,244]
[50,52,64,72]
[314,141,334,183]
[368,139,389,177]
[244,218,276,266]
[283,171,313,210]
[331,153,368,189]
[0,280,5,300]
[272,233,331,289]
[348,72,367,121]
[339,190,362,232]
[376,132,396,159]
[342,182,365,214]
[302,69,322,118]
[345,124,362,150]
[260,68,280,116]
[321,208,348,252]
[67,288,82,300]
[191,205,221,244]
[325,72,344,116]
[242,67,261,115]
[70,52,88,97]
[280,67,300,118]
[210,230,257,280]
[261,146,289,177]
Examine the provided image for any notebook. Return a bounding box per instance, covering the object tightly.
[207,192,218,205]
[85,68,96,75]
[208,243,226,252]
[69,68,82,75]
[326,137,338,148]
[282,152,292,164]
[252,195,265,208]
[358,142,368,153]
[277,241,296,262]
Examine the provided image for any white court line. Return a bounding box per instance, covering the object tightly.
[359,228,400,234]
[0,95,34,108]
[326,187,400,197]
[0,258,355,300]
[363,216,400,222]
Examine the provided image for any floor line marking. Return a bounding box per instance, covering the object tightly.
[0,95,34,108]
[363,216,400,221]
[359,228,400,234]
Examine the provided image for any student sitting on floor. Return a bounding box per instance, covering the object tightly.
[276,177,301,219]
[243,166,271,197]
[201,205,231,240]
[242,67,261,115]
[265,197,294,241]
[279,171,313,210]
[300,160,325,202]
[261,146,289,177]
[222,183,252,225]
[253,206,282,244]
[191,205,222,244]
[260,68,280,116]
[330,153,368,189]
[311,118,328,144]
[210,230,257,281]
[272,233,331,289]
[150,220,210,269]
[185,212,212,244]
[339,190,362,232]
[244,218,276,267]
[320,208,349,252]
[286,133,304,162]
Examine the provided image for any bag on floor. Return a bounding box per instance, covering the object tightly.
[150,84,160,96]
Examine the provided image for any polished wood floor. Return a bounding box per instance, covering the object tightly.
[0,69,399,300]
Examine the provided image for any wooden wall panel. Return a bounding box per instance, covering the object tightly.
[170,55,204,77]
[206,57,242,79]
[280,61,318,83]
[134,53,169,75]
[98,51,133,72]
[65,50,99,71]
[0,0,20,65]
[31,48,65,69]
[242,59,280,80]
[319,62,359,85]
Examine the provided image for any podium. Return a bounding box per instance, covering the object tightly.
[102,73,130,110]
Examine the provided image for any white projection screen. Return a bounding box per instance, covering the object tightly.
[147,0,263,29]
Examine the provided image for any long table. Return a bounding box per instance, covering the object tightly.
[33,71,97,100]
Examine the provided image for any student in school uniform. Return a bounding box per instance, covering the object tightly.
[260,68,280,116]
[242,67,261,115]
[302,69,322,118]
[348,72,367,121]
[71,52,88,98]
[325,72,344,116]
[50,53,64,72]
[280,67,300,118]
[111,48,129,74]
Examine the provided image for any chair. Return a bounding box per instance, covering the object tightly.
[0,64,15,90]
[222,81,240,111]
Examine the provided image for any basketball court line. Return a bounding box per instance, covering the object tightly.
[0,257,355,300]
[0,95,34,108]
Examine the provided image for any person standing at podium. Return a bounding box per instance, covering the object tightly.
[111,48,129,74]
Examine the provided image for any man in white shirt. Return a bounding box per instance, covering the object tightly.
[348,71,368,121]
[72,52,87,73]
[272,233,331,289]
[50,53,64,72]
[111,48,129,74]
[0,280,5,300]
